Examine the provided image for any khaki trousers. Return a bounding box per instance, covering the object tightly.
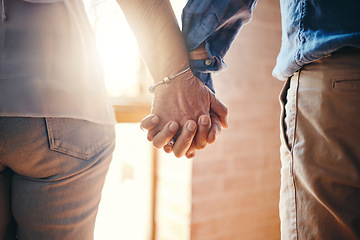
[279,47,360,240]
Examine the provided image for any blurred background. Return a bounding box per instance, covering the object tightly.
[87,0,284,239]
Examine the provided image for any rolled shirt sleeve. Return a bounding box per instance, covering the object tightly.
[182,0,257,92]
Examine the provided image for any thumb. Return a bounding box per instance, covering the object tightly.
[209,92,229,128]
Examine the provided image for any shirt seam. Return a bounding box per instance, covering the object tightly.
[295,0,306,67]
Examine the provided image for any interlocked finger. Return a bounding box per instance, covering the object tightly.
[172,120,197,158]
[195,115,211,149]
[151,121,179,149]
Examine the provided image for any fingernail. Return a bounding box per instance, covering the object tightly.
[201,116,209,125]
[187,121,196,131]
[187,152,195,158]
[169,122,178,132]
[152,115,159,123]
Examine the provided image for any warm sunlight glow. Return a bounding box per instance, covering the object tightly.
[94,124,153,240]
[85,0,187,99]
[83,1,188,239]
[91,0,139,98]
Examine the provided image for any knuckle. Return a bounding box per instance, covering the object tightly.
[152,138,163,149]
[173,148,185,158]
[196,141,207,150]
[153,144,162,150]
[223,106,229,115]
[196,144,206,150]
[174,152,183,158]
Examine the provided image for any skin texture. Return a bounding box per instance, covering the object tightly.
[141,110,226,158]
[117,0,228,158]
[140,43,229,158]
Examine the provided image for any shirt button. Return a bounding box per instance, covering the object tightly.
[205,59,212,66]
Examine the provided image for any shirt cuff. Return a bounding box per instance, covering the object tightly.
[189,51,226,93]
[190,68,215,93]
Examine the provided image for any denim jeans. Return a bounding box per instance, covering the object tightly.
[279,48,360,239]
[0,117,115,240]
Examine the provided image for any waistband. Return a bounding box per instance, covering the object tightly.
[299,47,360,72]
[298,47,360,78]
[329,46,360,57]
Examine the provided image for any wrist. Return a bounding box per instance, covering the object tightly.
[152,70,197,96]
[189,43,208,60]
[149,66,192,93]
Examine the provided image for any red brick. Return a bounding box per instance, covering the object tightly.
[155,0,282,239]
[192,158,230,179]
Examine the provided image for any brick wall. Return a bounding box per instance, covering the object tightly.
[190,0,283,239]
[155,0,284,239]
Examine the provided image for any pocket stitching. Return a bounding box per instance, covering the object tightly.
[46,118,112,160]
[331,75,360,92]
[49,135,110,160]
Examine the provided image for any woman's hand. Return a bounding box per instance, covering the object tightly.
[141,111,227,158]
[146,72,211,157]
[140,73,228,158]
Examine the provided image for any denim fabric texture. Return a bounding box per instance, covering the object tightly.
[273,0,360,80]
[182,0,257,92]
[0,117,115,240]
[182,0,360,90]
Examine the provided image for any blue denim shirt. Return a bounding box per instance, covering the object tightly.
[182,0,257,92]
[182,0,360,91]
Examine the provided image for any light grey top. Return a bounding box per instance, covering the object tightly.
[0,0,116,124]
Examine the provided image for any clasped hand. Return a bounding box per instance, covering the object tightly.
[140,72,228,158]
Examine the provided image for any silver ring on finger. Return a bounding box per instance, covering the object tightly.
[167,139,175,147]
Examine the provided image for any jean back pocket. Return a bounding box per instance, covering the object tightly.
[45,117,115,160]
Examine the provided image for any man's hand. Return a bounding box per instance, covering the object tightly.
[140,74,228,159]
[141,111,227,158]
[146,72,211,157]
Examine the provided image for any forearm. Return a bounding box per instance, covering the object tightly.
[116,0,189,83]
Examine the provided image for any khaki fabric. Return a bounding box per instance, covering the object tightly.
[279,48,360,240]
